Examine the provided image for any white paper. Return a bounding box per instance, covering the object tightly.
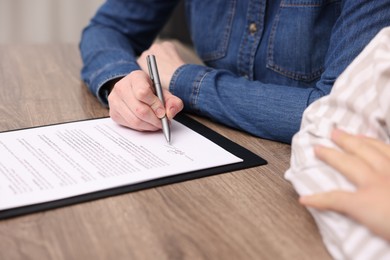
[0,118,242,210]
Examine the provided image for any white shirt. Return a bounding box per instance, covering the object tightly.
[285,27,390,260]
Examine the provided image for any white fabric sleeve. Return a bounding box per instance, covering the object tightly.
[285,27,390,260]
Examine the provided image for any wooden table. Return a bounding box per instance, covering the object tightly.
[0,45,331,259]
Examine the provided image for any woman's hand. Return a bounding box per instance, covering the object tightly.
[300,129,390,241]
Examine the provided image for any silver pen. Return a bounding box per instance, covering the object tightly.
[147,55,171,144]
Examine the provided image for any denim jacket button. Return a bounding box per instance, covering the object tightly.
[249,23,257,34]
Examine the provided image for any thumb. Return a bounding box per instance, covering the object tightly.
[149,96,167,119]
[165,93,184,120]
[164,90,184,120]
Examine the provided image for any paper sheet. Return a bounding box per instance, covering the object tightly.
[0,118,242,210]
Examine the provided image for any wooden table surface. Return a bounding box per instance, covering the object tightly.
[0,45,331,260]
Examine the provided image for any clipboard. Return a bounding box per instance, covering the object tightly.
[0,113,267,220]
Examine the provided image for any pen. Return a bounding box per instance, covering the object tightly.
[147,55,171,144]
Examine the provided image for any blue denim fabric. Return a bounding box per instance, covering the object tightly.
[80,0,390,143]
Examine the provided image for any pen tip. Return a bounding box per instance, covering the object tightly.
[164,132,171,144]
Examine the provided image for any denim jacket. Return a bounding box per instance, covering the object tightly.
[80,0,390,143]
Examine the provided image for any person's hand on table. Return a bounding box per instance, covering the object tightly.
[300,129,390,241]
[108,41,185,132]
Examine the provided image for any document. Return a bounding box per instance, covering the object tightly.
[0,118,242,211]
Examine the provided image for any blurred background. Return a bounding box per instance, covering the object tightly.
[0,0,191,44]
[0,0,104,44]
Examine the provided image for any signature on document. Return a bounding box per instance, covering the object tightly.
[165,145,194,161]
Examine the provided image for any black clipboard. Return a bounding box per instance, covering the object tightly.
[0,114,267,220]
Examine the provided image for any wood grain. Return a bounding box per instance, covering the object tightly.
[0,45,331,260]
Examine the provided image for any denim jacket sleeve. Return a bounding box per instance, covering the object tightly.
[170,0,390,143]
[79,0,178,105]
[80,0,390,144]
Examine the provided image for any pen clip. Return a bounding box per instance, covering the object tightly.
[146,55,154,81]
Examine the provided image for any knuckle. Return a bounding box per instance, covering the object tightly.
[134,105,149,118]
[113,81,127,96]
[115,85,124,97]
[134,85,151,100]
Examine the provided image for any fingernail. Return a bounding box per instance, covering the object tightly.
[314,144,322,152]
[313,145,325,158]
[331,128,344,141]
[156,107,166,118]
[299,195,313,205]
[299,196,307,204]
[168,107,177,118]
